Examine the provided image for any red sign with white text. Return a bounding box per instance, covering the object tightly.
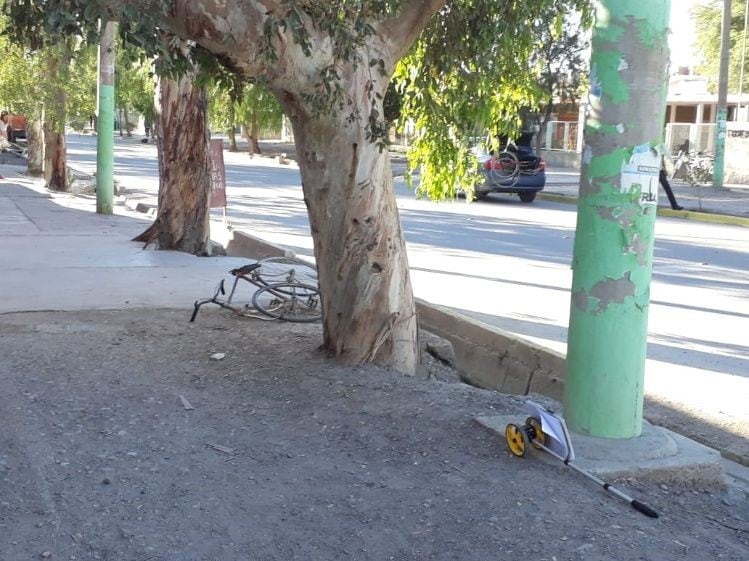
[209,139,227,208]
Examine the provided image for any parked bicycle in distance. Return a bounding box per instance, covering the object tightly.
[190,256,322,323]
[671,141,714,187]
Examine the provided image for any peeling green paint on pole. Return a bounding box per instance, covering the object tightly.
[96,21,116,215]
[713,0,731,189]
[564,0,671,439]
[713,107,727,187]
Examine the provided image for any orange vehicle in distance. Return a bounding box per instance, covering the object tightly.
[5,113,26,142]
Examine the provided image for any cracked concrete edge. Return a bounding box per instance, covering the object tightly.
[414,299,565,402]
[537,192,749,228]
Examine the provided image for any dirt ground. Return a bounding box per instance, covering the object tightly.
[0,309,747,561]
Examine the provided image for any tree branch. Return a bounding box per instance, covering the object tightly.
[376,0,446,70]
[160,0,272,76]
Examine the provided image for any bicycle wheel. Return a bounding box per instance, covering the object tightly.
[256,256,318,288]
[489,151,520,186]
[251,282,322,323]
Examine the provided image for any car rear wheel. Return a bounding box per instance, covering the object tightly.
[518,191,537,203]
[472,190,489,201]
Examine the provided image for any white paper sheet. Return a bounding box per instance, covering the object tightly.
[526,401,575,461]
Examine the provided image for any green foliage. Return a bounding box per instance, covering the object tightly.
[0,22,39,115]
[694,0,749,93]
[115,42,156,126]
[208,79,283,138]
[383,82,402,124]
[236,85,283,134]
[3,0,593,200]
[66,44,98,129]
[394,0,592,199]
[0,17,93,134]
[532,3,590,107]
[208,84,235,135]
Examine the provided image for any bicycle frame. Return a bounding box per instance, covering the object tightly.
[190,259,321,323]
[190,275,265,322]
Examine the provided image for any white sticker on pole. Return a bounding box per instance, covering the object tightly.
[620,144,660,205]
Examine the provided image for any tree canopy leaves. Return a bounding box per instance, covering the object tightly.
[694,0,749,94]
[3,0,593,198]
[395,0,591,198]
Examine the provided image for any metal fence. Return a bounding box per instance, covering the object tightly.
[664,123,716,156]
[542,121,721,157]
[543,121,580,151]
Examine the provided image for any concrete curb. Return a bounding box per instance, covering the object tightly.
[225,230,291,260]
[538,192,749,228]
[123,198,157,217]
[415,299,565,401]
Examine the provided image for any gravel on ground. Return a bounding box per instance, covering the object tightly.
[0,309,747,561]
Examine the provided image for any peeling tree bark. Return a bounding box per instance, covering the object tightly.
[133,72,211,254]
[241,113,261,155]
[26,115,44,177]
[43,122,67,191]
[43,51,68,192]
[278,81,418,374]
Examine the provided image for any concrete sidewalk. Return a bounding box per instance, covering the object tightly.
[0,168,246,315]
[541,172,749,226]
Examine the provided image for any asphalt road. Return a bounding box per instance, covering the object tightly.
[65,134,749,457]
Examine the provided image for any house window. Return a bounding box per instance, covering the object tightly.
[674,106,697,123]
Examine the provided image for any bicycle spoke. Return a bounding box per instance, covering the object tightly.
[489,151,520,186]
[252,283,322,323]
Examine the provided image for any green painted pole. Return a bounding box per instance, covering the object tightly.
[564,0,671,439]
[96,21,117,215]
[713,0,732,189]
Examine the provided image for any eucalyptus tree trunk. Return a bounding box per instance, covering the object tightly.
[228,127,238,151]
[43,52,68,192]
[133,72,211,254]
[147,0,444,374]
[277,81,418,374]
[241,114,261,154]
[26,115,44,177]
[123,106,132,137]
[43,122,67,191]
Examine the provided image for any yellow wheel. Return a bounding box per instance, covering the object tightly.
[525,416,545,450]
[505,423,529,457]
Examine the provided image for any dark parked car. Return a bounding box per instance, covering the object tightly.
[473,133,546,202]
